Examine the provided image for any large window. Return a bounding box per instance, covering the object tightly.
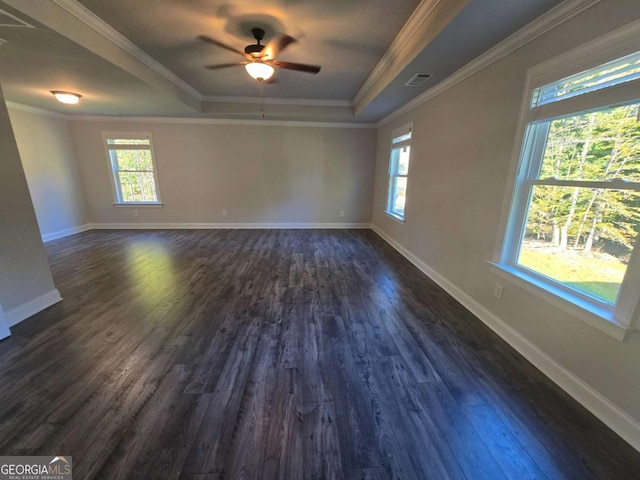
[497,40,640,338]
[386,124,412,221]
[104,132,161,204]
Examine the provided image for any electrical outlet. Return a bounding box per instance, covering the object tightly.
[133,209,139,217]
[340,210,345,217]
[494,283,503,299]
[222,210,228,217]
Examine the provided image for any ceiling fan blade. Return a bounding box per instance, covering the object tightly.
[197,35,245,57]
[263,34,297,60]
[273,60,321,74]
[204,62,246,70]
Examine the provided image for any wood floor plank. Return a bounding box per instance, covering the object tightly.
[224,321,281,479]
[181,317,263,477]
[461,404,548,480]
[369,357,466,480]
[407,382,508,480]
[317,315,381,471]
[344,468,390,480]
[0,229,637,479]
[261,367,304,479]
[96,364,194,479]
[302,402,343,480]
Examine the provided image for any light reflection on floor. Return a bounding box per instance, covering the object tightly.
[126,242,179,310]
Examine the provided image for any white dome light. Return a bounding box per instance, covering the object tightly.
[245,62,275,81]
[51,91,82,104]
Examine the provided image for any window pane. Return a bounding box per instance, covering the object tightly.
[539,103,640,182]
[114,149,153,171]
[393,132,411,144]
[107,138,150,145]
[534,50,640,107]
[397,146,410,175]
[118,171,158,202]
[518,185,640,303]
[392,177,407,215]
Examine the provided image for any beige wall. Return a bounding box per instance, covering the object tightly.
[9,108,88,237]
[0,87,58,313]
[372,0,640,421]
[70,121,376,225]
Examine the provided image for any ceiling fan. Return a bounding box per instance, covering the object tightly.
[198,28,321,81]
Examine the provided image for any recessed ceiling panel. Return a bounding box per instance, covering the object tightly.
[357,0,566,122]
[76,0,421,100]
[0,0,588,122]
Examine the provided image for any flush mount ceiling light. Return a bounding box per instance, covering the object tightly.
[245,61,275,81]
[51,91,81,104]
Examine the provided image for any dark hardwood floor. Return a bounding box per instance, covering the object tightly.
[0,229,638,479]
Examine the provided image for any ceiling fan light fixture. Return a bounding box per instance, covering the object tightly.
[245,61,274,81]
[51,91,81,104]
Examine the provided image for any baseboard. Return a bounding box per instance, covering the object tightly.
[89,222,372,230]
[5,289,63,327]
[371,224,640,453]
[0,306,9,340]
[42,224,93,242]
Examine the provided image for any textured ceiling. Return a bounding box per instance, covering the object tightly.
[357,0,566,121]
[76,0,421,100]
[0,3,196,116]
[0,0,567,122]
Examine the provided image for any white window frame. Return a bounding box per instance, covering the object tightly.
[386,122,413,222]
[492,22,640,341]
[102,131,163,206]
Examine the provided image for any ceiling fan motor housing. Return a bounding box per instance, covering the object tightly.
[245,27,266,56]
[245,44,264,55]
[200,26,320,75]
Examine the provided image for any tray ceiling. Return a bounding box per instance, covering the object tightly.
[0,0,567,122]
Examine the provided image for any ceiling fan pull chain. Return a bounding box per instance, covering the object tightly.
[260,80,265,118]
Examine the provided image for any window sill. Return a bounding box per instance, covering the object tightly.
[384,211,406,225]
[488,261,630,341]
[113,202,164,207]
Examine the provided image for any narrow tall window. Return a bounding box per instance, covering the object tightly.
[386,124,412,221]
[104,133,161,204]
[498,45,640,334]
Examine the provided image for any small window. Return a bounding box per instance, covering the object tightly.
[498,42,640,334]
[386,124,412,221]
[103,132,162,204]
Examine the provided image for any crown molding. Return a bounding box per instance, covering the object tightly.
[353,0,440,107]
[376,0,601,127]
[5,101,373,127]
[0,7,34,28]
[353,0,469,116]
[6,101,70,119]
[68,115,374,128]
[201,95,353,107]
[50,0,202,101]
[5,101,374,127]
